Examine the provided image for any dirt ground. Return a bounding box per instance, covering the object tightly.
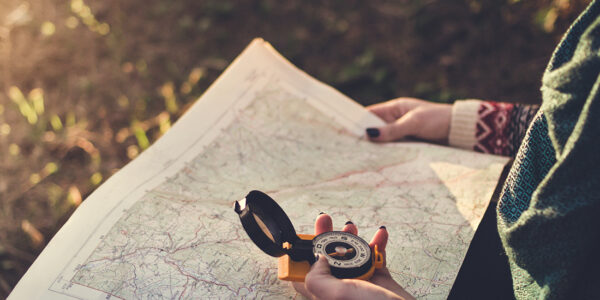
[0,0,591,297]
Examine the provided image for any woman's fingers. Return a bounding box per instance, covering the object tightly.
[366,101,400,123]
[369,226,388,252]
[316,215,360,235]
[366,97,427,123]
[300,216,409,299]
[315,213,333,235]
[366,102,452,143]
[342,221,358,235]
[367,113,419,142]
[316,215,386,251]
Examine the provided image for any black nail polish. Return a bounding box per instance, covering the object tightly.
[366,128,380,138]
[379,225,387,230]
[319,212,325,215]
[311,253,319,265]
[345,221,354,225]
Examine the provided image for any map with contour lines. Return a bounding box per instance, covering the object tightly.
[68,82,505,299]
[11,40,507,300]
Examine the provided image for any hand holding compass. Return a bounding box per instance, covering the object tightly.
[234,190,383,280]
[292,213,415,300]
[234,190,415,299]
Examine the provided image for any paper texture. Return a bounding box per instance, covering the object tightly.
[10,39,508,299]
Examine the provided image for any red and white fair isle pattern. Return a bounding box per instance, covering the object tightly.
[475,101,515,156]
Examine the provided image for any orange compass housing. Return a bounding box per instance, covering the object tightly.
[235,191,385,282]
[277,234,384,281]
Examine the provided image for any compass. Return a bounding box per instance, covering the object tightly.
[234,190,383,281]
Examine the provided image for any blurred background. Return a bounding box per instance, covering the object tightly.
[0,0,591,297]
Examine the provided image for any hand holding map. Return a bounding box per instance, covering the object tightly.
[10,39,507,299]
[366,97,452,143]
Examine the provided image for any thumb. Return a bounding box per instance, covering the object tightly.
[304,255,345,298]
[368,113,419,142]
[309,255,332,277]
[305,255,405,300]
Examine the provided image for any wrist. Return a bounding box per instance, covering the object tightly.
[448,99,482,150]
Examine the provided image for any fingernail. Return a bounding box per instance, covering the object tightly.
[366,128,380,138]
[379,225,387,230]
[345,221,354,225]
[319,212,325,215]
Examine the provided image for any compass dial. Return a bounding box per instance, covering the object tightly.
[313,231,371,270]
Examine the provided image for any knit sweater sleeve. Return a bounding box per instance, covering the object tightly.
[497,1,600,298]
[448,99,539,156]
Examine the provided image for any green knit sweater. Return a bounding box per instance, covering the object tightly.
[497,1,600,299]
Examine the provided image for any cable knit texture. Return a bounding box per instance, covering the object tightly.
[497,1,600,298]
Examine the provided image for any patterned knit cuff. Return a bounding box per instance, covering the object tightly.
[449,100,482,150]
[475,101,516,156]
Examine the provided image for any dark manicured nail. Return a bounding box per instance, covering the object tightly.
[379,226,387,230]
[366,128,380,138]
[311,253,320,264]
[345,221,354,225]
[319,212,325,215]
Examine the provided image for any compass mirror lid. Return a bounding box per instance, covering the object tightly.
[234,190,299,257]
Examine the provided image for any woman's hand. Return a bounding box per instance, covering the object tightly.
[292,214,415,300]
[365,97,452,144]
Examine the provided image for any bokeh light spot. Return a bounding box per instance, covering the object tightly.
[180,82,192,95]
[30,173,41,184]
[127,145,139,159]
[188,67,205,84]
[90,172,103,185]
[21,220,44,248]
[9,143,20,156]
[50,115,63,131]
[97,23,110,35]
[117,95,130,108]
[70,0,84,13]
[41,21,56,36]
[44,162,58,175]
[68,185,82,206]
[0,124,10,136]
[121,62,134,73]
[65,16,79,29]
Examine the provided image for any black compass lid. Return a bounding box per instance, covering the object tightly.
[234,190,309,259]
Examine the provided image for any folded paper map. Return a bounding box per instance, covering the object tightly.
[10,38,508,299]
